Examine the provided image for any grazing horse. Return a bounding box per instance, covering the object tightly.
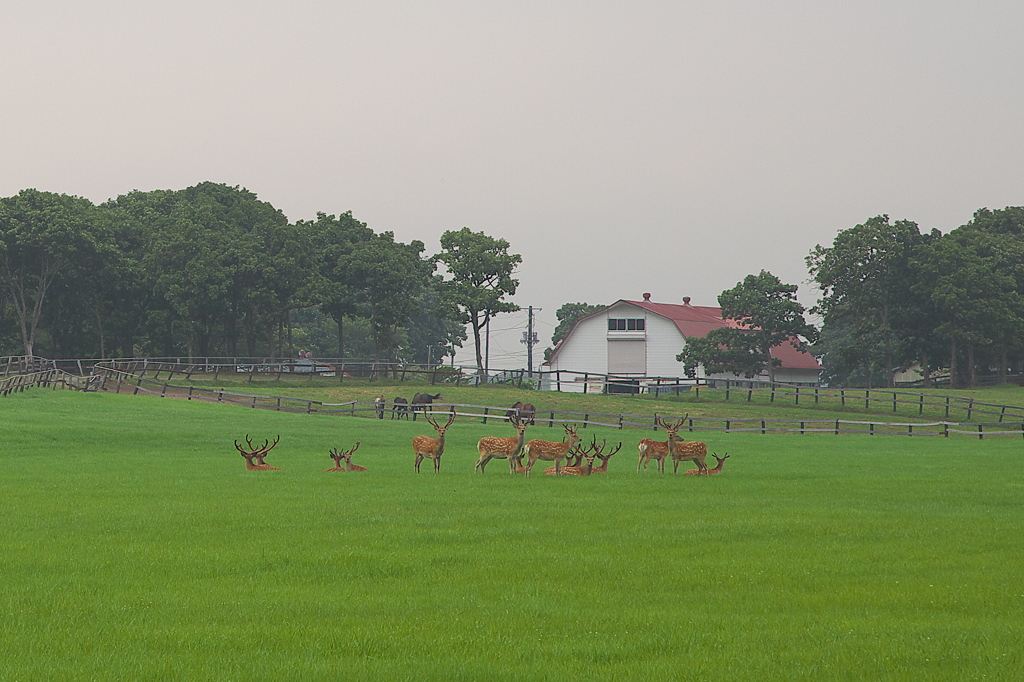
[507,401,536,425]
[412,392,442,420]
[392,396,410,420]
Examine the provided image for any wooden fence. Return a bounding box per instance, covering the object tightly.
[83,367,1024,440]
[0,369,95,395]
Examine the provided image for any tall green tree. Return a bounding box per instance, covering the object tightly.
[435,228,521,375]
[678,271,815,383]
[0,189,112,357]
[807,216,928,387]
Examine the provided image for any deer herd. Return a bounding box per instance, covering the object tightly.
[233,406,729,479]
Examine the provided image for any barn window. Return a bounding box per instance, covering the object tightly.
[608,318,645,331]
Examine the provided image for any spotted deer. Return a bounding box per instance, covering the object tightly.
[670,433,708,474]
[523,424,582,477]
[413,409,456,473]
[475,414,528,474]
[325,442,367,472]
[591,439,622,474]
[234,435,282,471]
[684,452,727,476]
[544,443,597,476]
[637,416,685,473]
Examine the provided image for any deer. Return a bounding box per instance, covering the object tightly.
[523,424,582,477]
[684,452,728,476]
[475,414,529,474]
[670,433,709,475]
[543,442,597,476]
[324,442,366,472]
[234,435,282,471]
[413,409,456,473]
[637,416,685,473]
[591,439,622,474]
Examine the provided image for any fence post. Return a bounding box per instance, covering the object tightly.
[869,423,874,436]
[618,415,624,429]
[162,383,169,397]
[999,406,1006,423]
[761,420,766,435]
[483,407,489,425]
[967,399,974,421]
[725,380,730,401]
[943,423,948,438]
[834,420,839,435]
[725,420,730,432]
[865,390,870,410]
[908,425,913,436]
[945,397,950,419]
[893,393,897,412]
[549,412,554,427]
[770,386,775,403]
[919,395,924,415]
[800,421,805,434]
[815,387,819,405]
[977,424,983,440]
[841,389,845,407]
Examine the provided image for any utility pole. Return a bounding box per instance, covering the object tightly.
[520,306,540,378]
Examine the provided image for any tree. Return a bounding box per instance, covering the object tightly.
[545,302,604,360]
[678,271,815,383]
[435,228,521,375]
[806,216,928,387]
[0,189,111,356]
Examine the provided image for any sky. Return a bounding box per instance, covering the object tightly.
[2,1,1022,368]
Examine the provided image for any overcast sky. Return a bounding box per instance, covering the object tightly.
[3,1,1022,367]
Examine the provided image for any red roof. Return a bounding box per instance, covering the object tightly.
[546,298,820,371]
[622,298,821,370]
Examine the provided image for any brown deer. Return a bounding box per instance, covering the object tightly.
[544,442,597,476]
[523,424,582,477]
[234,435,282,471]
[670,434,709,475]
[475,414,528,474]
[591,439,622,474]
[684,452,728,476]
[325,442,366,472]
[413,409,456,473]
[637,416,685,473]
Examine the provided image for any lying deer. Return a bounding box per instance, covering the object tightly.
[475,414,529,474]
[684,452,728,476]
[324,442,366,472]
[413,410,456,473]
[638,416,685,473]
[591,439,622,474]
[234,435,282,471]
[523,424,582,477]
[545,444,597,476]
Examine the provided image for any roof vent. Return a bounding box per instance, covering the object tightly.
[683,297,691,305]
[642,292,651,301]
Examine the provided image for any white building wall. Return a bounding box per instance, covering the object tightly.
[644,314,686,377]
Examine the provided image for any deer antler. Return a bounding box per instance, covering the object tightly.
[346,442,361,456]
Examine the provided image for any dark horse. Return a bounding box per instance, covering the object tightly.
[391,396,410,420]
[411,392,442,420]
[507,401,536,425]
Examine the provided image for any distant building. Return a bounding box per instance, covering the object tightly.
[542,293,821,392]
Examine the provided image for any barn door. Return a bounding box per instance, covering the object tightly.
[607,340,646,374]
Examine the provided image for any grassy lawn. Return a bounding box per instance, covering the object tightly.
[2,389,1023,680]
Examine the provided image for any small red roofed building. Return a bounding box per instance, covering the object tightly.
[541,293,820,393]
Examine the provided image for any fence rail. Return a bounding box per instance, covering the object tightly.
[80,367,1024,440]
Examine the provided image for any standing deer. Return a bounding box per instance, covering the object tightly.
[475,414,528,474]
[234,435,282,471]
[325,442,367,472]
[670,433,709,475]
[637,416,685,473]
[684,452,727,476]
[413,409,456,473]
[523,424,582,477]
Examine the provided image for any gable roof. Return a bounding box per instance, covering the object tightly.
[546,297,821,371]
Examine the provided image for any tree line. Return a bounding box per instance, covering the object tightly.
[551,207,1024,389]
[0,182,520,365]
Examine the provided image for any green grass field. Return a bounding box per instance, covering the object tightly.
[3,389,1023,680]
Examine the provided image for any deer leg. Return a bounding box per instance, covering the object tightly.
[475,455,491,473]
[415,453,423,473]
[434,455,441,473]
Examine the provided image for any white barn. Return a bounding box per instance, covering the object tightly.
[541,294,821,392]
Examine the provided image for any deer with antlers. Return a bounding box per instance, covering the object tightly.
[324,442,367,472]
[591,438,622,474]
[684,452,727,476]
[475,414,529,474]
[523,424,582,477]
[637,416,685,473]
[413,409,456,473]
[670,433,709,475]
[234,435,282,471]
